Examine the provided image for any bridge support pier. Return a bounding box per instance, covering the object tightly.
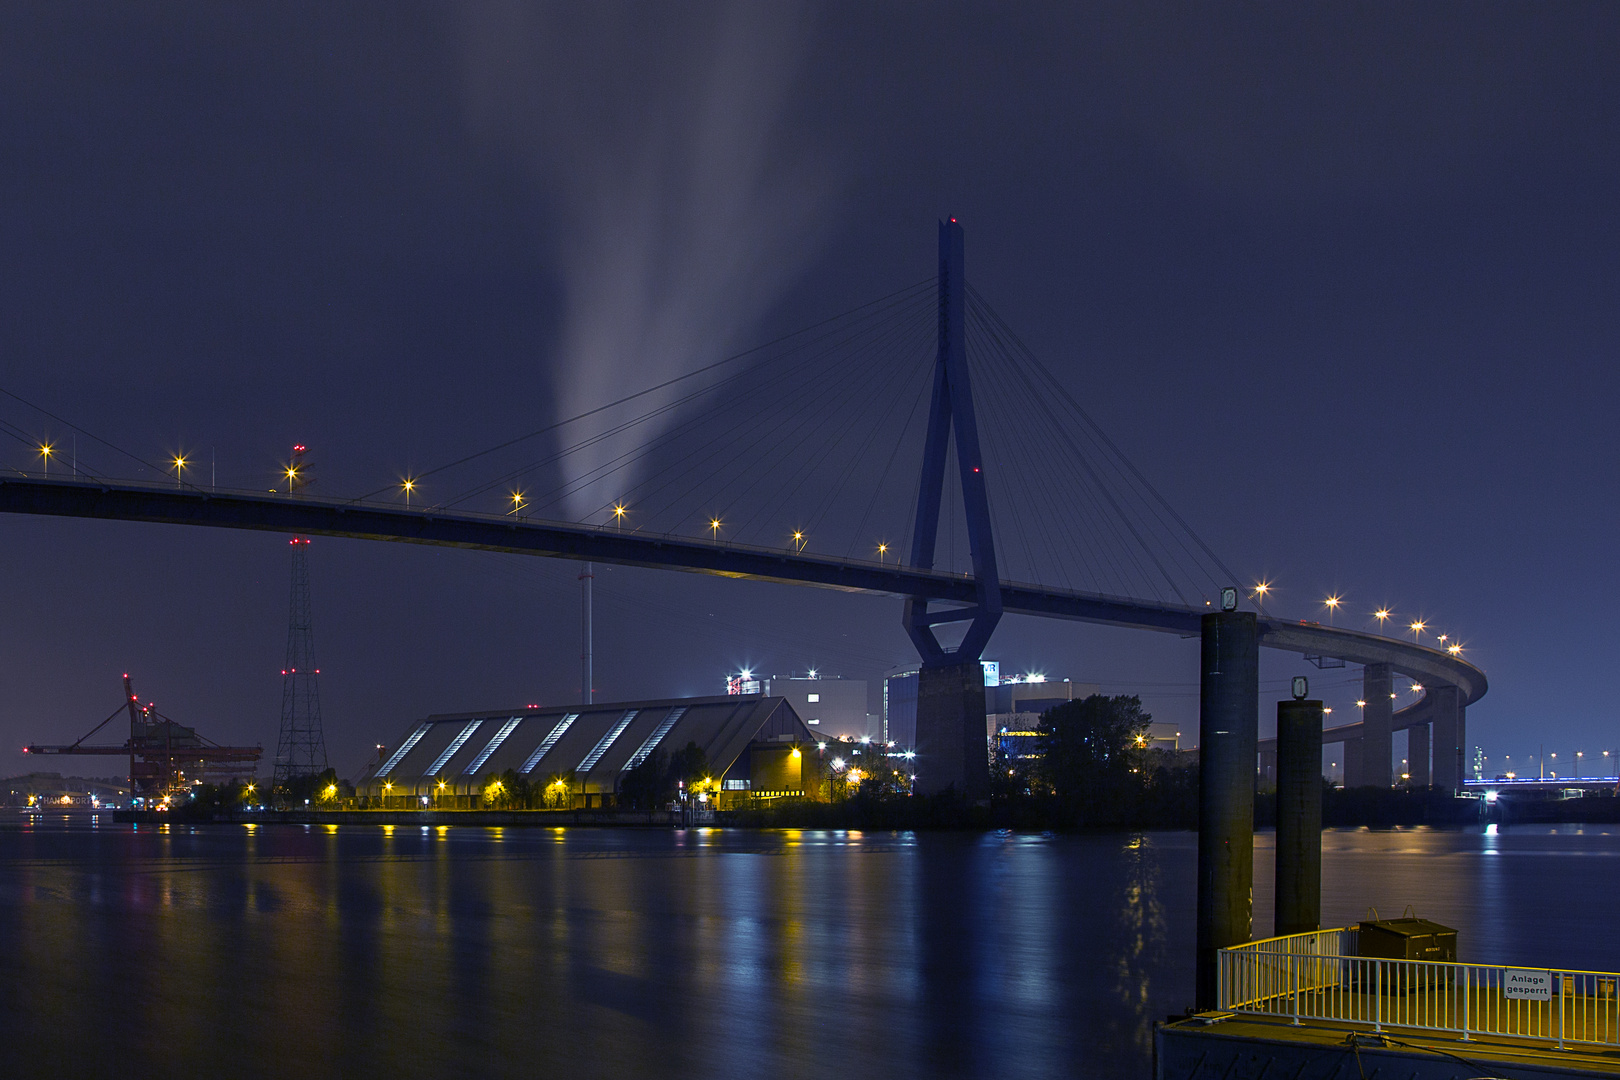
[1275,697,1323,937]
[1196,610,1258,1011]
[1360,663,1393,787]
[1407,722,1430,787]
[1342,738,1363,788]
[914,661,990,801]
[1430,685,1464,791]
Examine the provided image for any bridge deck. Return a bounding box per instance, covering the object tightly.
[0,476,1486,703]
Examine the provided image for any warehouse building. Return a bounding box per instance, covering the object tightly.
[358,694,818,809]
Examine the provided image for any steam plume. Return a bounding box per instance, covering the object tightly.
[461,2,835,521]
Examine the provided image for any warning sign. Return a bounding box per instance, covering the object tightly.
[1503,970,1553,1001]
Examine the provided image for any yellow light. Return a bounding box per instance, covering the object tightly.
[173,454,188,471]
[402,479,415,492]
[612,503,627,522]
[383,781,393,791]
[1447,643,1462,655]
[511,491,524,509]
[437,780,446,789]
[1324,595,1340,609]
[1356,699,1366,708]
[791,747,801,759]
[1411,683,1423,693]
[1409,620,1426,633]
[324,784,337,796]
[877,543,888,555]
[709,517,722,535]
[1252,580,1270,598]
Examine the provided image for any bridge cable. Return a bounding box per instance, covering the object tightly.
[357,278,934,502]
[968,284,1242,592]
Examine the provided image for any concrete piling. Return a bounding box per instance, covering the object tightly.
[1196,609,1258,1010]
[1275,698,1323,937]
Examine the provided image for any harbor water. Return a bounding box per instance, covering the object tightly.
[0,819,1615,1078]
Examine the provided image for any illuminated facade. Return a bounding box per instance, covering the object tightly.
[359,694,819,810]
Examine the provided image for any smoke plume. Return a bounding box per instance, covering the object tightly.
[461,2,836,522]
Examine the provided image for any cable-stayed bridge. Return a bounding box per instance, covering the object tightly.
[0,221,1485,801]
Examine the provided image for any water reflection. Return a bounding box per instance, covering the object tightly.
[3,822,1619,1077]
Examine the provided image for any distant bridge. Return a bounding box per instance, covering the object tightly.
[0,473,1485,709]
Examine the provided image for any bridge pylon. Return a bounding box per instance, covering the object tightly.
[903,219,1001,800]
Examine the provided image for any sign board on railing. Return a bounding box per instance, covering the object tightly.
[1504,970,1552,1000]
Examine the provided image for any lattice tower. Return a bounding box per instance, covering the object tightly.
[273,537,328,786]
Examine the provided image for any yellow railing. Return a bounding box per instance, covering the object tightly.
[1219,929,1620,1049]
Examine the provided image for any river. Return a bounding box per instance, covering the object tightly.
[0,818,1615,1078]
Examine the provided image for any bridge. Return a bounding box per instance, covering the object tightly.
[0,220,1487,1011]
[0,473,1485,789]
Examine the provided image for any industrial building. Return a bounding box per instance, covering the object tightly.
[884,663,1101,748]
[358,694,819,809]
[726,672,873,740]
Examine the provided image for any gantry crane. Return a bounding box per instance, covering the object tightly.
[23,675,262,802]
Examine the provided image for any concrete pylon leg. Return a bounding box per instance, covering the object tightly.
[1361,663,1392,787]
[1342,738,1363,788]
[1275,698,1324,937]
[914,661,989,800]
[1407,723,1431,787]
[1430,685,1462,792]
[1196,611,1258,1011]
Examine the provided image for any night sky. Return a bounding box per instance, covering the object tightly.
[3,4,1617,781]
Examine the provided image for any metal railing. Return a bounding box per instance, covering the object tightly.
[1219,928,1620,1049]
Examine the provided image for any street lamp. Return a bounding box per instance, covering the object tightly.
[38,443,52,475]
[612,503,627,529]
[1373,608,1391,630]
[1409,620,1426,643]
[709,517,722,540]
[877,542,888,564]
[172,453,189,487]
[792,530,806,551]
[402,478,415,507]
[1323,595,1341,625]
[509,490,525,515]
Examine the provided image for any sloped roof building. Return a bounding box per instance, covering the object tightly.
[358,694,818,809]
